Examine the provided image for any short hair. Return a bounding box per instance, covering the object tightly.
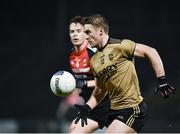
[84,14,109,34]
[69,16,85,25]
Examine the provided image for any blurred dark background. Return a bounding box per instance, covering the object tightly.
[0,0,180,132]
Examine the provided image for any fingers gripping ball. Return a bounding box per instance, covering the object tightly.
[50,71,76,96]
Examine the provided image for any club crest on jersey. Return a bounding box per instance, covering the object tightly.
[100,54,114,65]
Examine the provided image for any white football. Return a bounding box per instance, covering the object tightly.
[50,71,76,96]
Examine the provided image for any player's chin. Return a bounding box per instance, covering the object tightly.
[74,43,81,47]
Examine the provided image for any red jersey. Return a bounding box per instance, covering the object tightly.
[69,40,95,80]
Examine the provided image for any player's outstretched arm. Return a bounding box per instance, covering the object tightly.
[134,43,176,98]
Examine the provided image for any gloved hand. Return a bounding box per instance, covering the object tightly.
[76,79,87,89]
[155,76,175,98]
[74,104,91,127]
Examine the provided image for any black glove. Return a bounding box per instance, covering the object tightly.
[74,104,91,127]
[155,76,175,98]
[76,79,87,89]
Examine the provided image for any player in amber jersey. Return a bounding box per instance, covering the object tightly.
[68,16,110,133]
[74,14,175,133]
[90,38,143,110]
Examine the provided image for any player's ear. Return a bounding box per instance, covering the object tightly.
[84,32,88,39]
[99,28,103,36]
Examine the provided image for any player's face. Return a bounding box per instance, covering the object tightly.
[69,23,86,46]
[84,24,101,48]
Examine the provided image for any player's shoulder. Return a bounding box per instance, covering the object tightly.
[109,38,133,44]
[121,39,135,44]
[109,38,135,46]
[109,38,123,44]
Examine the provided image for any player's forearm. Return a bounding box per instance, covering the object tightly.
[146,48,165,77]
[86,87,106,109]
[135,43,165,77]
[86,95,98,109]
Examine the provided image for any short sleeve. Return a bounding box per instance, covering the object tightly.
[120,39,136,59]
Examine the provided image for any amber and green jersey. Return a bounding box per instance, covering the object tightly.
[90,38,143,110]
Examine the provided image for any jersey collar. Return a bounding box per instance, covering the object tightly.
[98,38,110,51]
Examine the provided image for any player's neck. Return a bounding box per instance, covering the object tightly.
[101,34,109,48]
[74,42,86,52]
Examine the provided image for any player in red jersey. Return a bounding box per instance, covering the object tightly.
[68,16,110,133]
